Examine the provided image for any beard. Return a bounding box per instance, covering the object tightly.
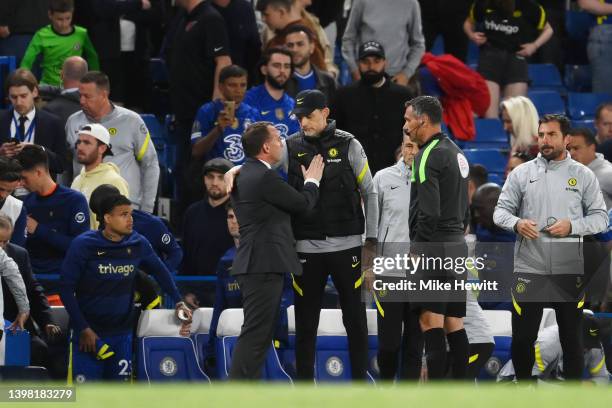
[266,74,288,90]
[540,145,563,161]
[77,150,98,166]
[360,70,385,86]
[207,188,226,200]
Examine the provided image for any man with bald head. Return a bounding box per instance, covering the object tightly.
[42,56,88,125]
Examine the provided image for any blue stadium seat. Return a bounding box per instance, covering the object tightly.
[466,42,480,66]
[488,172,505,187]
[285,307,376,383]
[431,36,445,56]
[463,149,508,174]
[136,310,210,383]
[3,320,30,366]
[418,67,443,97]
[571,119,596,134]
[528,64,565,93]
[527,90,566,116]
[568,92,612,120]
[0,56,16,109]
[215,309,292,382]
[191,308,214,369]
[478,310,511,380]
[565,10,593,42]
[472,118,509,148]
[564,65,592,93]
[140,114,164,142]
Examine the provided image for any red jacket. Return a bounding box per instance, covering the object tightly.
[421,53,490,141]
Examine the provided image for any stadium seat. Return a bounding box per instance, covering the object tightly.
[136,309,210,383]
[565,10,593,42]
[539,308,557,330]
[215,308,292,382]
[567,92,612,120]
[528,64,565,93]
[431,36,445,56]
[418,67,443,97]
[466,41,480,66]
[488,172,505,187]
[192,308,214,367]
[286,307,376,383]
[0,56,16,109]
[473,118,509,148]
[140,114,164,142]
[571,119,596,134]
[527,90,566,116]
[564,65,592,93]
[463,149,508,175]
[479,310,512,380]
[3,320,31,365]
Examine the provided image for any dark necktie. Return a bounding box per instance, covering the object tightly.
[18,116,27,140]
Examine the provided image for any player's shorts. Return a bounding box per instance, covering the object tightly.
[69,332,133,383]
[477,44,529,86]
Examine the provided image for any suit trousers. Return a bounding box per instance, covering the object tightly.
[228,273,284,380]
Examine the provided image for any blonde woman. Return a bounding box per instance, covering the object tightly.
[501,96,540,156]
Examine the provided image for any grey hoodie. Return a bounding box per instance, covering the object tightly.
[587,153,612,210]
[0,247,29,318]
[493,153,608,276]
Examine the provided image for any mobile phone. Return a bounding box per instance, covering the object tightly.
[223,100,236,121]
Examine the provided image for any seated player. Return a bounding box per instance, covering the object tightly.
[59,193,191,383]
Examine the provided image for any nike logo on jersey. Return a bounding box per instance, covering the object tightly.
[97,251,106,256]
[390,186,399,190]
[214,47,224,52]
[261,111,271,115]
[529,179,538,183]
[298,153,307,157]
[352,261,360,268]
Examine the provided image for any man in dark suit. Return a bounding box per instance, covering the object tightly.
[0,69,67,176]
[41,56,88,127]
[0,214,61,375]
[228,121,324,380]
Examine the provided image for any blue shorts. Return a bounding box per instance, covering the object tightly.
[69,332,133,383]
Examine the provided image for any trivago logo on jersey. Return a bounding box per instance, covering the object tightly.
[98,263,135,277]
[485,20,519,35]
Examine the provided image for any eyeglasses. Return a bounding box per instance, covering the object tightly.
[540,216,557,232]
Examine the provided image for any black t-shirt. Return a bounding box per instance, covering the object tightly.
[470,0,546,52]
[167,1,230,121]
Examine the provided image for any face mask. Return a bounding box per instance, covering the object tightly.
[360,71,384,86]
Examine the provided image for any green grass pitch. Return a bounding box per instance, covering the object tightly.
[11,383,612,408]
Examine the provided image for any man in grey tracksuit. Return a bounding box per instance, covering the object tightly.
[493,114,608,382]
[370,134,422,380]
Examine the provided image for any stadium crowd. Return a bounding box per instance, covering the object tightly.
[0,0,610,384]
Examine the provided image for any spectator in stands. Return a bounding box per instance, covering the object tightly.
[567,128,612,210]
[501,96,540,156]
[41,56,88,127]
[258,0,336,76]
[90,184,183,275]
[505,151,533,179]
[0,157,27,246]
[0,0,49,64]
[418,0,472,61]
[284,25,336,102]
[0,226,30,333]
[594,102,612,144]
[578,0,612,93]
[529,0,565,72]
[16,144,90,274]
[0,69,67,177]
[211,0,262,83]
[0,215,62,377]
[191,65,259,166]
[20,0,99,87]
[181,158,234,277]
[243,47,300,138]
[72,0,154,99]
[331,41,414,173]
[342,0,425,87]
[468,164,488,205]
[71,124,129,229]
[464,0,554,118]
[164,0,231,214]
[65,71,159,213]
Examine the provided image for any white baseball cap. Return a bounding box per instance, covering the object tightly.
[78,123,113,155]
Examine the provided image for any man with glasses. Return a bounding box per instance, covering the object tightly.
[494,114,608,383]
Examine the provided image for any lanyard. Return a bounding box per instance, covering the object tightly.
[12,112,36,143]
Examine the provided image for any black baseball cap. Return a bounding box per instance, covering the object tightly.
[583,313,602,349]
[358,41,385,60]
[291,89,327,117]
[202,158,233,176]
